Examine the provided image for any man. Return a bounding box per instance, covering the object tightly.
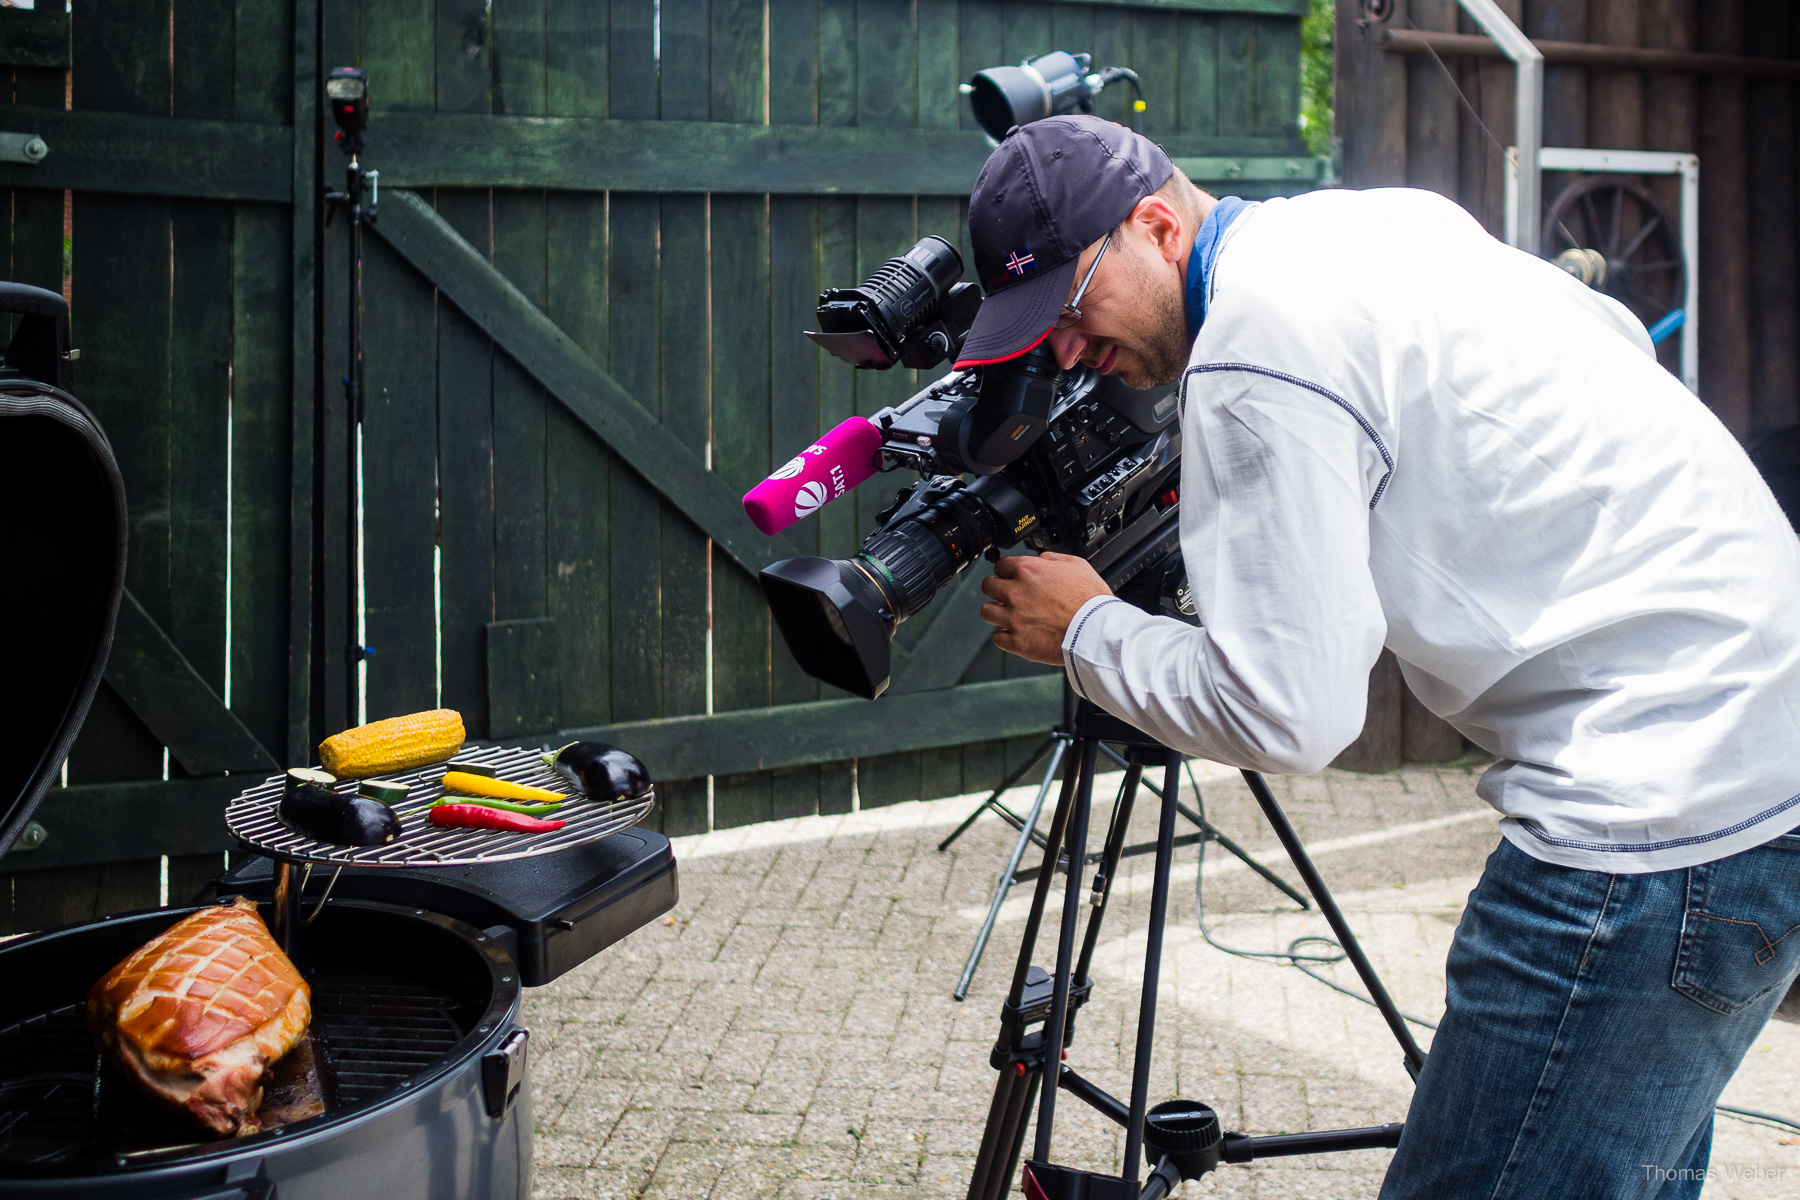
[966,114,1800,1198]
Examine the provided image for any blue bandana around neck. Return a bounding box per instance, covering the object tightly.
[1185,196,1252,340]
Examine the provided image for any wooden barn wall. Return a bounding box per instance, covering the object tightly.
[1335,0,1800,441]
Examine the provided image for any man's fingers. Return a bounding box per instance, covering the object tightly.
[979,601,1011,628]
[992,555,1025,579]
[980,575,1011,602]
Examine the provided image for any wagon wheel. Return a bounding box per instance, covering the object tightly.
[1541,175,1686,331]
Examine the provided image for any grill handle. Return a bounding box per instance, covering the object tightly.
[483,1026,531,1119]
[159,1159,276,1200]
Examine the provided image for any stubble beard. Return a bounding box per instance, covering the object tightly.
[1114,252,1193,389]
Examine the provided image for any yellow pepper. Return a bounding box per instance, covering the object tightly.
[440,771,567,805]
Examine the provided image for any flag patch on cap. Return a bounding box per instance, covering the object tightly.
[1004,249,1037,276]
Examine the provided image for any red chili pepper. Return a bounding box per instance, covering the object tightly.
[428,803,567,833]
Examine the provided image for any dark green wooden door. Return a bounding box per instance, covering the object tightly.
[0,0,1307,927]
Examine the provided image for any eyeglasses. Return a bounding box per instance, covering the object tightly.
[1054,233,1112,331]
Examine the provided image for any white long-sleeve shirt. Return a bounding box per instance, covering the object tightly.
[1061,187,1800,872]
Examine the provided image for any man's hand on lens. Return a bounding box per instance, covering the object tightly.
[980,552,1113,665]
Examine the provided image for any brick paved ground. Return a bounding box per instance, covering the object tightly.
[523,761,1800,1200]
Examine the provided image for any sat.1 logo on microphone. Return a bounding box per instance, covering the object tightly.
[769,455,808,481]
[794,481,831,518]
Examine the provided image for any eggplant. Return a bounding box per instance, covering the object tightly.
[279,781,402,846]
[544,741,652,801]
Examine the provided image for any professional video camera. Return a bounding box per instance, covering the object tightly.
[748,233,1191,701]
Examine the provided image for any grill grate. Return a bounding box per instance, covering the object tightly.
[0,975,469,1166]
[226,743,654,868]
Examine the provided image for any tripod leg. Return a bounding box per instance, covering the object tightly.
[1032,736,1099,1165]
[1241,769,1428,1074]
[1122,752,1183,1182]
[1072,762,1145,987]
[939,734,1060,853]
[967,1046,1038,1200]
[965,751,1085,1200]
[955,736,1072,1001]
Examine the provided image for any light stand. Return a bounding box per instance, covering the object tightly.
[323,67,376,728]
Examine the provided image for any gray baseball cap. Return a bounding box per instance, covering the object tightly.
[955,114,1174,368]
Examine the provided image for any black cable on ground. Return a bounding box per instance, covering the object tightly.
[1184,763,1800,1133]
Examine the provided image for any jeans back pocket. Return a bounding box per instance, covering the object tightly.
[1673,833,1800,1015]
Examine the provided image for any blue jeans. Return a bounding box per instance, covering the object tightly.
[1380,830,1800,1200]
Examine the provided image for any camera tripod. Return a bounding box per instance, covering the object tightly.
[965,697,1426,1200]
[938,686,1310,1001]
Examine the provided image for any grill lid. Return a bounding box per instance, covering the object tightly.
[0,283,124,861]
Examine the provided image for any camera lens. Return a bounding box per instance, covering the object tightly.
[761,476,1034,699]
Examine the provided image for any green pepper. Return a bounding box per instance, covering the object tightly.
[429,795,563,817]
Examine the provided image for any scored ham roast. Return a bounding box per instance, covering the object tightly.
[88,896,312,1137]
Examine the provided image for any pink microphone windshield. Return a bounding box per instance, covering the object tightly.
[743,417,884,535]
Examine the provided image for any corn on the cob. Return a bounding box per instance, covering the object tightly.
[440,771,566,805]
[318,709,465,778]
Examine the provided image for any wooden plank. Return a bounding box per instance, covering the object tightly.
[290,0,321,767]
[234,0,292,125]
[1638,0,1695,373]
[543,192,611,730]
[819,0,858,127]
[1529,0,1589,149]
[1217,15,1256,138]
[1060,0,1306,10]
[492,189,551,625]
[710,190,776,831]
[1335,0,1407,187]
[168,200,235,717]
[106,590,279,774]
[72,0,167,113]
[0,8,70,69]
[358,230,441,724]
[175,0,237,120]
[919,0,962,131]
[68,190,170,786]
[545,0,607,118]
[769,0,819,125]
[0,108,291,202]
[555,675,1065,783]
[604,195,663,731]
[656,192,711,835]
[368,113,1290,193]
[433,190,499,737]
[1179,14,1222,139]
[1699,0,1751,437]
[660,0,709,120]
[487,617,559,737]
[437,0,493,114]
[1134,11,1183,141]
[1744,0,1797,435]
[1587,0,1643,153]
[3,862,163,931]
[609,0,658,120]
[1405,0,1459,198]
[370,187,806,571]
[229,203,294,766]
[362,0,436,112]
[493,0,547,116]
[859,0,918,128]
[0,778,246,872]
